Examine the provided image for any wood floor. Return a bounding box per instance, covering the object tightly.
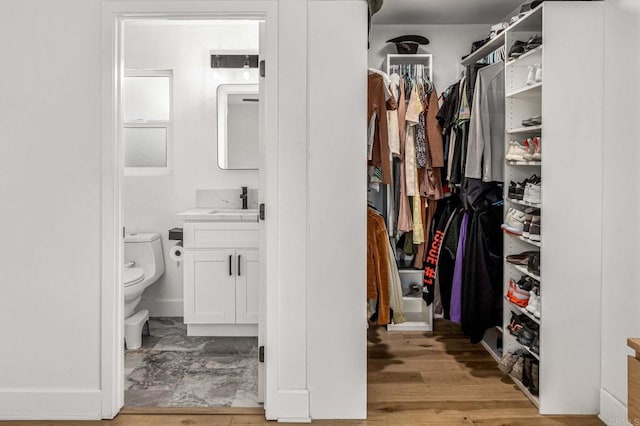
[4,320,603,425]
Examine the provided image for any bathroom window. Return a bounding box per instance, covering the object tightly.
[123,70,173,175]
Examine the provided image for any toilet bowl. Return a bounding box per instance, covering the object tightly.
[123,232,165,349]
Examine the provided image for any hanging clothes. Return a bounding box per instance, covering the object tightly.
[465,61,505,183]
[367,207,391,325]
[460,202,503,344]
[368,73,392,184]
[449,212,469,324]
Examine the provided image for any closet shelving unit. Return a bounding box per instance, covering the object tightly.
[476,1,603,415]
[384,53,434,333]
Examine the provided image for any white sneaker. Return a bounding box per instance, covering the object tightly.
[535,64,542,83]
[506,140,528,161]
[527,65,536,86]
[526,291,538,314]
[501,208,527,235]
[523,183,541,205]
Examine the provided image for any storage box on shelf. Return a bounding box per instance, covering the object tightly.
[474,1,603,415]
[387,269,433,332]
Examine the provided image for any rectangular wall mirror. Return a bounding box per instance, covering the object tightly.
[217,84,259,170]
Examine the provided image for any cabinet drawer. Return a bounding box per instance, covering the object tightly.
[184,222,258,249]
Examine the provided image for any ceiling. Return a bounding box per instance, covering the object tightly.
[372,0,526,25]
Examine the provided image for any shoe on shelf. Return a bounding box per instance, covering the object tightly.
[509,40,527,59]
[506,250,539,266]
[502,208,527,235]
[525,35,543,51]
[498,349,526,374]
[530,334,540,355]
[526,66,537,86]
[528,216,541,242]
[506,140,529,161]
[522,138,536,161]
[507,279,530,307]
[526,288,539,315]
[508,181,526,200]
[535,63,543,83]
[511,356,525,381]
[517,275,537,292]
[522,213,533,239]
[524,136,541,161]
[529,359,540,396]
[528,252,541,275]
[522,115,542,127]
[523,183,541,205]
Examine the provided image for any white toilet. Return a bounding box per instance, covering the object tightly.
[123,232,165,349]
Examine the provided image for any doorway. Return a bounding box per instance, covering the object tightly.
[101,2,278,419]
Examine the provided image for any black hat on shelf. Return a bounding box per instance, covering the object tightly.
[386,35,430,54]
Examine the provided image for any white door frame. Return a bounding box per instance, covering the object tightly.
[100,1,278,419]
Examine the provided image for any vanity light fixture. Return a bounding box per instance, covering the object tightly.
[210,53,259,80]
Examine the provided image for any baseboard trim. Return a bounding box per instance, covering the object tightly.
[120,406,264,415]
[275,389,310,422]
[138,299,183,317]
[599,388,628,425]
[0,390,101,420]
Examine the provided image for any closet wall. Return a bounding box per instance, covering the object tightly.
[601,0,640,422]
[124,22,259,317]
[368,24,488,90]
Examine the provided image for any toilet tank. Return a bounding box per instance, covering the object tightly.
[124,232,165,282]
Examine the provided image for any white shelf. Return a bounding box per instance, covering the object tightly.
[387,321,432,332]
[461,32,506,66]
[507,198,541,208]
[496,325,504,333]
[480,339,502,363]
[507,45,543,67]
[508,125,542,134]
[511,264,541,282]
[506,160,542,166]
[504,296,541,326]
[507,82,542,98]
[519,235,541,248]
[510,374,540,408]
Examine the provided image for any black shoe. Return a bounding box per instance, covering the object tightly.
[522,356,532,387]
[529,359,540,395]
[525,34,542,51]
[528,252,540,276]
[508,181,525,200]
[530,334,539,355]
[509,40,527,59]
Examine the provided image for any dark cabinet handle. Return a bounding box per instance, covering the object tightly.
[229,255,232,276]
[237,254,242,276]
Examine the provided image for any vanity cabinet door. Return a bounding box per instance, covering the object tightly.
[235,249,259,324]
[184,249,236,324]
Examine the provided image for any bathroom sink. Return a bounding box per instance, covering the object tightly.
[208,208,258,215]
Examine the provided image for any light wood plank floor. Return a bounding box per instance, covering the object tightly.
[3,320,603,425]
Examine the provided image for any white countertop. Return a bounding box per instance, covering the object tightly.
[178,207,259,222]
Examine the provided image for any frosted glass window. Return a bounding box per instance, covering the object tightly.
[124,127,167,167]
[123,76,170,122]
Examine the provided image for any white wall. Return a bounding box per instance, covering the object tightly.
[0,0,103,418]
[600,0,640,423]
[369,24,490,91]
[123,22,259,317]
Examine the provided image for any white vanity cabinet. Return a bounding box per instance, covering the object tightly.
[182,220,259,336]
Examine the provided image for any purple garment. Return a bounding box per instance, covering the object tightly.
[449,212,469,323]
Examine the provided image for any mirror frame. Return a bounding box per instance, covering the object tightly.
[217,83,259,170]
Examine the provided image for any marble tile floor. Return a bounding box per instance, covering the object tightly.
[124,317,259,408]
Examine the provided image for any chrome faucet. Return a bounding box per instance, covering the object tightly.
[240,186,248,210]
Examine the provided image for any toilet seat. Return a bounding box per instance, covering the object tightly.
[123,267,145,287]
